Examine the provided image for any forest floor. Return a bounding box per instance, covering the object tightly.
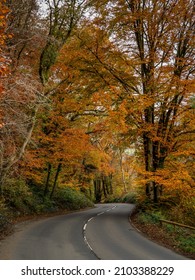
[131,211,195,260]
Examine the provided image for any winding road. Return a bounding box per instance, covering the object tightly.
[0,203,188,260]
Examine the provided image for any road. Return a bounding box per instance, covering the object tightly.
[0,203,187,260]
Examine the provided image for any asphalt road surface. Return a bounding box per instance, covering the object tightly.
[0,203,188,260]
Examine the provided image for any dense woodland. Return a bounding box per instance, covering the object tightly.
[0,0,194,227]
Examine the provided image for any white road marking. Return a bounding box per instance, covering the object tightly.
[97,212,104,216]
[82,205,117,259]
[83,224,87,231]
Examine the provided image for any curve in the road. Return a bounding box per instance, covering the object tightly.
[0,203,188,260]
[83,205,117,259]
[84,204,187,260]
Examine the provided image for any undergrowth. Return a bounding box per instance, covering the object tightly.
[0,178,94,233]
[135,204,195,257]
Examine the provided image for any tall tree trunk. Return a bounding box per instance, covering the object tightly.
[0,106,39,196]
[153,154,166,202]
[44,163,52,198]
[94,178,102,202]
[105,177,111,195]
[119,149,127,193]
[109,174,113,195]
[153,183,158,203]
[143,106,155,201]
[102,177,107,198]
[50,163,62,199]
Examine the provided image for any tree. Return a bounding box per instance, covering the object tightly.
[56,28,137,200]
[0,0,10,191]
[39,0,93,84]
[0,0,43,194]
[20,88,96,198]
[0,0,9,86]
[85,0,195,203]
[6,0,39,69]
[21,28,125,199]
[2,0,193,206]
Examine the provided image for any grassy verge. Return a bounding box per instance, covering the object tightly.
[131,208,195,259]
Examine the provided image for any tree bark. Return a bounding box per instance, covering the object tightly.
[0,106,39,196]
[50,163,62,199]
[102,177,107,198]
[44,163,52,198]
[119,149,127,193]
[94,178,102,202]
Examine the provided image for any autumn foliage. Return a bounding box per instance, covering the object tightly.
[0,0,194,225]
[0,0,9,97]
